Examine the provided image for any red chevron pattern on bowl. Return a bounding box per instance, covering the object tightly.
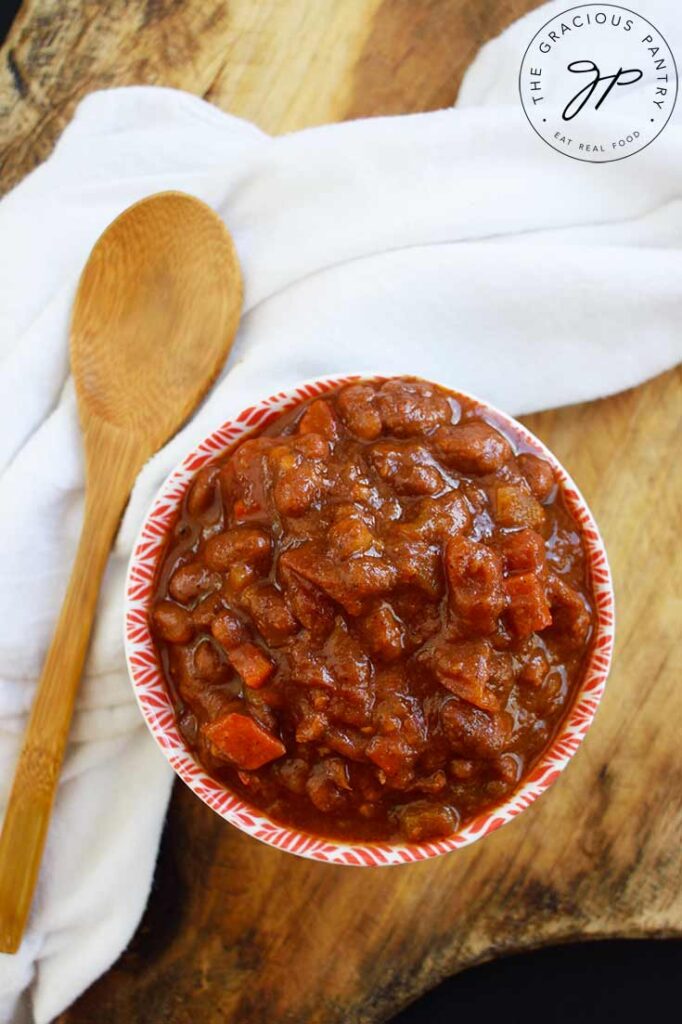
[124,375,615,866]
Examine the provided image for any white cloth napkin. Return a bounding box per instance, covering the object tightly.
[0,0,680,1019]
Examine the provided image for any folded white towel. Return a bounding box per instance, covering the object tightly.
[0,1,680,1020]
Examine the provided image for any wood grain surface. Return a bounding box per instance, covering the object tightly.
[0,1,679,1022]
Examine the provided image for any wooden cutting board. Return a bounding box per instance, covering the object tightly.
[1,2,680,1021]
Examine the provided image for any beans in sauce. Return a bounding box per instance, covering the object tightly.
[150,378,595,844]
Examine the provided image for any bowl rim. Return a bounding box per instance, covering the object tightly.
[123,373,615,866]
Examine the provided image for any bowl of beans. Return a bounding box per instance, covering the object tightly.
[125,375,614,865]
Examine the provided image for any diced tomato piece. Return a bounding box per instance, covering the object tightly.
[203,713,285,769]
[505,573,552,637]
[226,642,274,688]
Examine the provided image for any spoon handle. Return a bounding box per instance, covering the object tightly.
[0,424,141,953]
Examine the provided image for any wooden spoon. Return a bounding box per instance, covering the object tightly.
[0,191,243,954]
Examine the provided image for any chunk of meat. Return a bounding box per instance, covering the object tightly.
[273,758,309,795]
[281,543,397,616]
[393,491,471,542]
[343,556,399,610]
[395,800,459,843]
[168,562,221,605]
[547,574,592,645]
[296,709,329,742]
[268,444,323,516]
[517,453,556,503]
[203,713,285,769]
[391,591,442,650]
[445,536,504,635]
[498,528,546,576]
[389,535,443,599]
[372,694,426,748]
[518,643,550,686]
[226,642,274,689]
[151,601,194,643]
[434,420,512,474]
[305,758,351,812]
[493,481,545,531]
[298,398,339,439]
[406,770,447,795]
[337,383,383,439]
[449,758,476,780]
[505,573,552,637]
[324,724,369,760]
[369,441,444,496]
[286,637,335,689]
[366,734,416,787]
[279,564,335,640]
[323,621,372,692]
[357,602,405,662]
[425,639,499,711]
[193,640,229,683]
[376,379,452,437]
[328,515,374,559]
[288,433,330,461]
[241,583,299,645]
[487,651,515,705]
[211,608,248,650]
[441,698,512,757]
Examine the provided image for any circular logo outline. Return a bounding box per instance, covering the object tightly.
[518,3,678,163]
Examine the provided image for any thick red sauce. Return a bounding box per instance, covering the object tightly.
[150,378,595,843]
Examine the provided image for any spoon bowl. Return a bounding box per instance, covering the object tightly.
[72,190,242,448]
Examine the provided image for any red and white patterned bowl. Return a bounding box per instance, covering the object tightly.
[124,375,615,866]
